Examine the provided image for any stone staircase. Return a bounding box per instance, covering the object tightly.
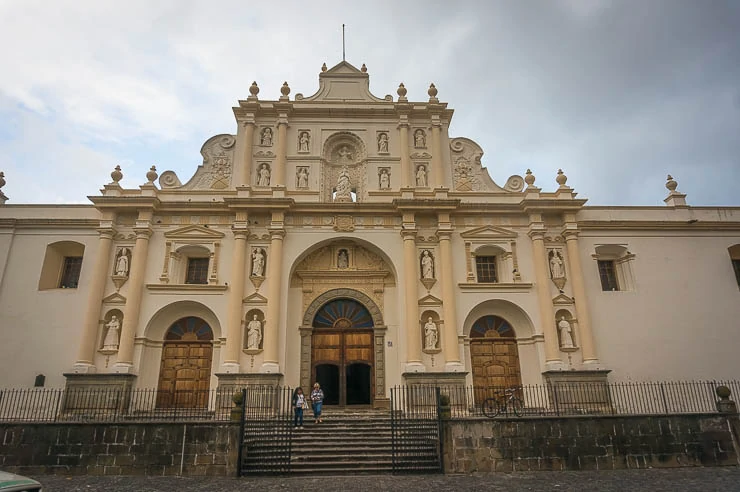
[241,408,440,475]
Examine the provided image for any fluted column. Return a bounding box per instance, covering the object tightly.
[431,121,443,188]
[402,229,422,369]
[74,227,115,370]
[262,226,285,373]
[529,230,561,366]
[116,216,153,369]
[437,230,461,367]
[564,231,598,364]
[223,221,249,370]
[398,119,411,188]
[274,117,288,187]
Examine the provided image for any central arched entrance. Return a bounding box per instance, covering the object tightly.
[156,317,214,409]
[312,299,374,406]
[470,315,522,403]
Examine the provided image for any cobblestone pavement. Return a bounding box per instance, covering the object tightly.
[32,467,740,491]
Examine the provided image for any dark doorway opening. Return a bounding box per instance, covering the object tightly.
[315,363,340,405]
[346,363,371,405]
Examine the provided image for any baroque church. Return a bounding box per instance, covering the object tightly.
[1,61,739,409]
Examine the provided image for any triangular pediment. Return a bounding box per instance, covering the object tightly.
[298,61,388,103]
[418,294,443,306]
[324,61,364,75]
[243,292,268,304]
[102,292,126,304]
[552,293,574,305]
[460,225,518,240]
[164,225,225,240]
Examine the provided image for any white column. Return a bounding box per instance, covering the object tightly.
[438,230,463,370]
[402,229,423,371]
[529,230,561,367]
[222,220,248,371]
[261,225,285,373]
[564,231,598,364]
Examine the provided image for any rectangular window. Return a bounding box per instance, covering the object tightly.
[733,259,740,289]
[186,258,210,285]
[59,256,83,288]
[597,260,619,291]
[475,256,498,283]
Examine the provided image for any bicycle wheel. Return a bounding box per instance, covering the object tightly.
[510,397,523,417]
[481,398,502,418]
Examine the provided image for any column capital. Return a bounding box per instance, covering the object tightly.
[133,227,153,239]
[269,228,286,240]
[276,113,290,126]
[231,227,249,239]
[397,114,410,128]
[527,230,546,241]
[436,229,453,240]
[400,229,417,240]
[96,227,116,240]
[563,229,580,241]
[430,114,442,127]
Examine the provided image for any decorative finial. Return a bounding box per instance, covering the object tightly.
[524,169,535,187]
[110,165,123,184]
[428,83,438,100]
[321,62,327,72]
[0,171,5,189]
[280,81,290,98]
[361,63,367,73]
[556,169,568,187]
[665,174,678,193]
[146,165,158,184]
[397,83,407,100]
[249,81,259,97]
[0,171,6,205]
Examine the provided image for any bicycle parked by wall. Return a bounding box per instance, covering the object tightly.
[482,386,523,417]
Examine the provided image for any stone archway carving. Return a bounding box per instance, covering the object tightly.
[299,288,387,406]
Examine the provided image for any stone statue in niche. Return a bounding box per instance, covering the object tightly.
[335,166,352,201]
[102,316,121,352]
[421,250,434,279]
[337,249,349,269]
[298,131,310,152]
[337,145,353,163]
[377,133,388,153]
[114,248,130,276]
[379,168,391,189]
[252,248,265,277]
[424,317,438,350]
[260,127,273,146]
[416,165,428,187]
[558,316,575,349]
[296,167,309,188]
[246,315,262,350]
[549,250,565,278]
[414,129,426,148]
[257,163,271,187]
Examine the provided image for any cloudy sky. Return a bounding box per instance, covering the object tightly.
[0,0,738,206]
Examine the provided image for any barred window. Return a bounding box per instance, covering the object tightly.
[475,256,498,283]
[59,256,83,288]
[185,258,209,285]
[597,260,619,291]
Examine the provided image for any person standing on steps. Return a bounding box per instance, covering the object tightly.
[292,387,306,429]
[311,382,325,423]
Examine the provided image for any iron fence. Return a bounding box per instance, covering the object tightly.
[390,385,442,473]
[437,380,740,418]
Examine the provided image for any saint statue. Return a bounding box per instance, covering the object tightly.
[414,129,426,148]
[337,146,353,162]
[102,316,121,351]
[378,133,388,153]
[246,315,262,350]
[416,165,428,187]
[558,316,575,349]
[257,164,271,187]
[299,132,310,152]
[297,167,309,188]
[114,248,129,276]
[252,248,265,277]
[337,249,349,269]
[261,127,273,146]
[421,250,434,279]
[550,251,565,278]
[379,169,390,189]
[335,166,352,200]
[424,317,438,350]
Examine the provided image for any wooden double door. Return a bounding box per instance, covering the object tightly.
[470,315,522,403]
[312,328,374,406]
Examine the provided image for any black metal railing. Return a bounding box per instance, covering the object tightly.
[390,385,442,473]
[239,385,294,475]
[434,380,740,418]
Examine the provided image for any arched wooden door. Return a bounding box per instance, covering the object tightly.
[470,315,522,403]
[157,317,213,408]
[312,299,374,406]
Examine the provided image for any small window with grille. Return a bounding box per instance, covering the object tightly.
[185,257,210,285]
[597,260,619,291]
[475,256,498,283]
[59,256,83,288]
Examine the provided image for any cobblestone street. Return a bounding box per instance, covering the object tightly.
[33,467,740,491]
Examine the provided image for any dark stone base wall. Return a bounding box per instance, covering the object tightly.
[0,423,239,476]
[443,414,738,473]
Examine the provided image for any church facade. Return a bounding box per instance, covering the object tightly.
[1,62,739,409]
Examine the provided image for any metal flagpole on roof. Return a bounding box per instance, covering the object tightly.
[342,24,346,61]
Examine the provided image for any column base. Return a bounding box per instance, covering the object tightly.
[215,372,284,388]
[444,362,466,373]
[62,373,137,415]
[259,362,281,374]
[542,369,612,414]
[545,360,566,371]
[70,362,97,374]
[220,362,241,374]
[111,362,137,374]
[581,359,603,369]
[403,362,426,373]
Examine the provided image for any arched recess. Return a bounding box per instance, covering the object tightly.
[729,244,740,289]
[156,316,214,409]
[300,288,387,407]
